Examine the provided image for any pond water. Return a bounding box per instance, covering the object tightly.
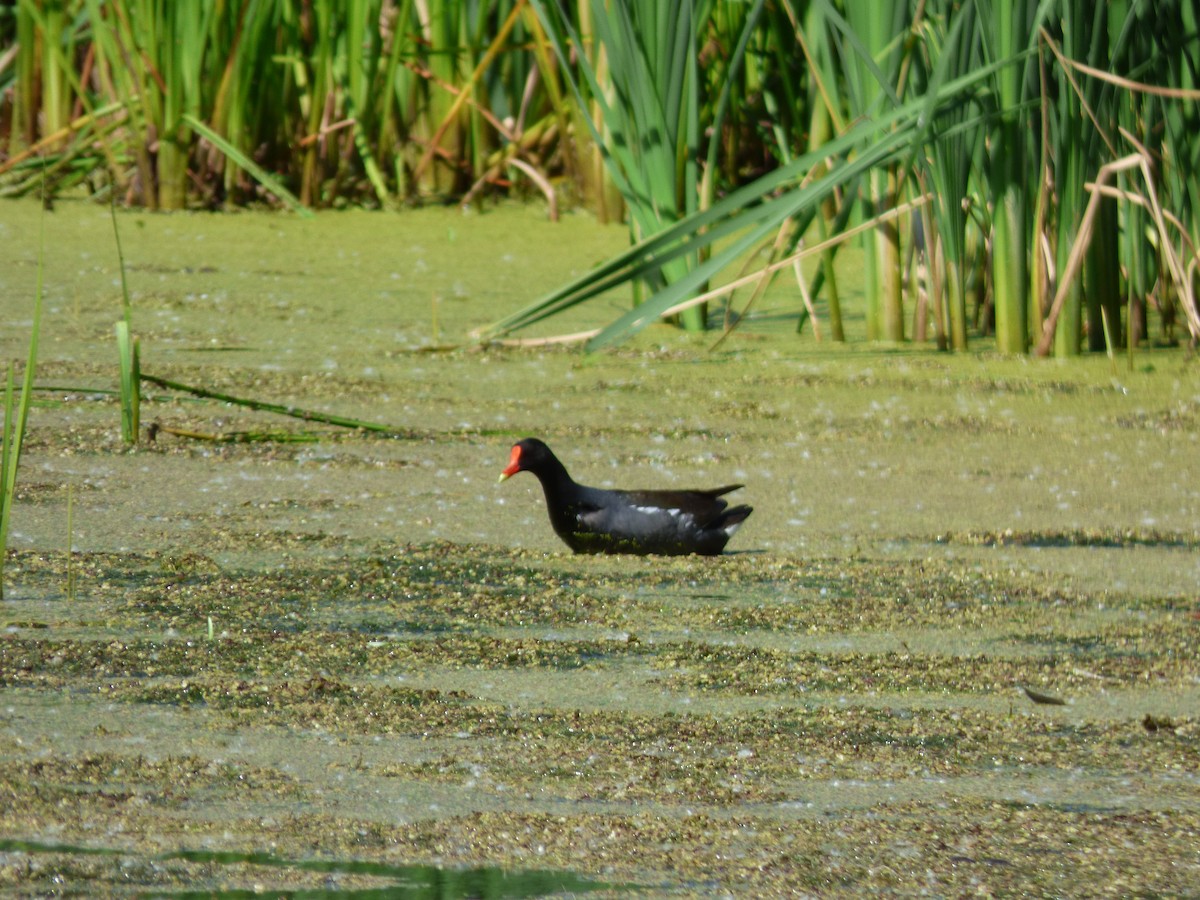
[1,197,1198,895]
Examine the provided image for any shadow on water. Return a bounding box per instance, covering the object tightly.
[0,840,627,898]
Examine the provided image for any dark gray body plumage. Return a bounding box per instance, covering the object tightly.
[504,438,752,556]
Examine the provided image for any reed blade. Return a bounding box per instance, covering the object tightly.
[115,321,139,445]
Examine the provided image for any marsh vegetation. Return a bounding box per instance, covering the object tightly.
[4,1,1200,353]
[1,201,1198,894]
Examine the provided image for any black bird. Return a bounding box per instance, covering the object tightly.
[499,437,752,556]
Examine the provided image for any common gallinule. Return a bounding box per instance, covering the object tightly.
[499,437,752,556]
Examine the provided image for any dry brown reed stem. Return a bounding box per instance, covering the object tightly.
[410,0,528,186]
[482,193,933,350]
[0,103,128,177]
[691,193,933,343]
[1035,150,1200,356]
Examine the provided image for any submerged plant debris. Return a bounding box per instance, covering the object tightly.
[2,539,1199,895]
[1,200,1199,895]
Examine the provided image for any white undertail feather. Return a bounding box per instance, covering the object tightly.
[633,505,687,520]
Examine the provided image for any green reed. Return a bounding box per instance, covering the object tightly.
[3,1,1198,356]
[109,199,139,444]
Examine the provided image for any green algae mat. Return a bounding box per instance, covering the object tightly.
[0,199,1198,895]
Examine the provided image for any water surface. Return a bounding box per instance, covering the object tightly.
[1,198,1198,895]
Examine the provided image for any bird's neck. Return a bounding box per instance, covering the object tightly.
[533,457,574,494]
